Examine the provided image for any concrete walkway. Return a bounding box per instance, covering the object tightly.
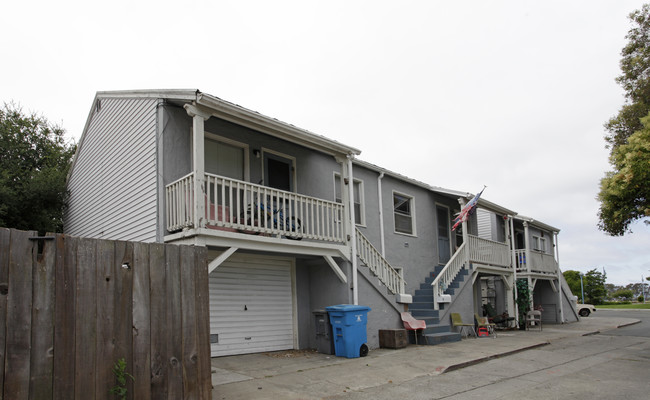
[211,316,640,399]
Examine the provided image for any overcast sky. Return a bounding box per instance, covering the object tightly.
[2,1,648,286]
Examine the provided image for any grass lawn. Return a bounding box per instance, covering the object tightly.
[597,303,650,310]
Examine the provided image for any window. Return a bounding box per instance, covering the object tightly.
[532,236,546,252]
[204,134,248,180]
[393,192,415,235]
[334,174,365,225]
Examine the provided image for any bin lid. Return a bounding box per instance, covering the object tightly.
[325,304,371,312]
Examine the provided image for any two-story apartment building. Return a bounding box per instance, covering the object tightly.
[65,89,577,357]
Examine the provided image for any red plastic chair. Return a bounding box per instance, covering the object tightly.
[400,312,426,345]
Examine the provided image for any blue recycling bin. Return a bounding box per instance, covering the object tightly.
[325,304,371,358]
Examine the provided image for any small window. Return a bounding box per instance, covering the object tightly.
[532,236,546,252]
[393,192,415,235]
[334,174,365,225]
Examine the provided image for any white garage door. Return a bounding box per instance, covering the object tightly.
[209,255,295,357]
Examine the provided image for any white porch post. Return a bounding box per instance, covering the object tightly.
[377,172,386,257]
[504,216,515,320]
[523,221,533,310]
[184,104,212,230]
[458,198,469,265]
[510,216,519,325]
[555,231,564,323]
[347,155,358,305]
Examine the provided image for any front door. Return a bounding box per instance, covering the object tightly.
[264,152,294,192]
[437,205,451,264]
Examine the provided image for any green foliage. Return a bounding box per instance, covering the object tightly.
[583,269,608,305]
[600,4,650,235]
[562,270,582,298]
[109,358,134,400]
[598,114,650,235]
[0,103,75,233]
[515,278,531,328]
[605,4,650,149]
[639,295,645,302]
[612,289,634,299]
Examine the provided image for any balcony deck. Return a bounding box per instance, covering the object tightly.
[164,173,350,258]
[515,249,558,277]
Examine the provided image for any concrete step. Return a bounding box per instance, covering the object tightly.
[409,308,439,318]
[423,331,462,345]
[409,301,435,310]
[423,324,450,334]
[412,294,434,303]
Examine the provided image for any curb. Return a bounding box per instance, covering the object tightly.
[617,319,642,328]
[441,342,550,374]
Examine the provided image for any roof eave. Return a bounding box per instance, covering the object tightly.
[196,92,361,157]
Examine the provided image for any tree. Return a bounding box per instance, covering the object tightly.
[0,103,76,233]
[612,289,634,300]
[605,4,650,150]
[583,269,607,305]
[599,4,650,235]
[598,115,650,235]
[563,270,582,299]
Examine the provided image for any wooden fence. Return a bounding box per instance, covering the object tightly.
[0,228,212,399]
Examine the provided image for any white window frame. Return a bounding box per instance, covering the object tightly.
[392,190,416,236]
[202,131,250,182]
[333,173,365,226]
[532,235,546,252]
[436,203,453,260]
[261,147,297,193]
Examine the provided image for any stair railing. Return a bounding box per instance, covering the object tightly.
[356,228,405,295]
[431,242,468,310]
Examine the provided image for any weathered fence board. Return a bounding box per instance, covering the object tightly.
[4,229,35,399]
[54,234,76,399]
[132,242,151,400]
[29,234,56,399]
[0,229,212,399]
[0,228,10,399]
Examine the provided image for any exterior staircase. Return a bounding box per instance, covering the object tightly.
[408,264,473,345]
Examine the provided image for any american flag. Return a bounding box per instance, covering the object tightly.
[452,186,485,231]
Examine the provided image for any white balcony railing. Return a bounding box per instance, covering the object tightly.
[432,242,467,310]
[356,228,405,295]
[467,234,510,268]
[514,249,557,275]
[165,172,347,244]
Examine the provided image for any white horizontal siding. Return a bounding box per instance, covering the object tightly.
[476,208,492,240]
[209,257,294,357]
[66,97,159,242]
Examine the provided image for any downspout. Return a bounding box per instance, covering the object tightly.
[555,231,564,323]
[347,155,358,305]
[377,172,386,257]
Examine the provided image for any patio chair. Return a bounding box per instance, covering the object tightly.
[483,303,515,328]
[451,313,476,338]
[474,313,497,338]
[525,310,542,331]
[400,312,427,345]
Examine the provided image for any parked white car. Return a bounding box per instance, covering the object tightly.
[577,303,596,317]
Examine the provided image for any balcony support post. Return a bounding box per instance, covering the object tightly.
[554,231,564,323]
[346,155,358,305]
[523,221,534,310]
[509,216,519,324]
[184,103,213,230]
